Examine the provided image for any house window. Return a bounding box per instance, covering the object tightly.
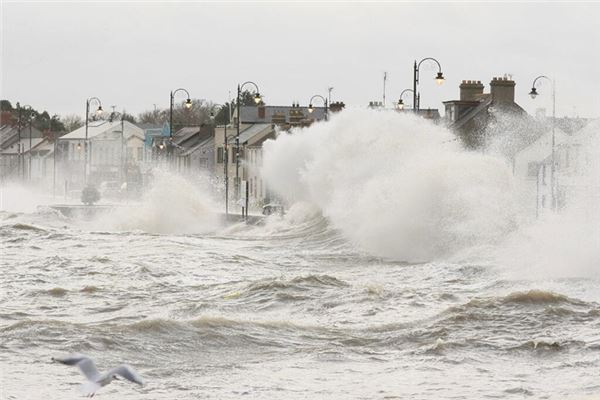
[137,147,143,161]
[217,147,224,163]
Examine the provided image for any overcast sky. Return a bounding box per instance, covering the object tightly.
[1,1,599,119]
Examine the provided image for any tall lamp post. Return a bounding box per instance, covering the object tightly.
[16,103,23,181]
[169,89,192,169]
[529,75,556,211]
[413,57,445,113]
[84,97,103,186]
[396,89,415,110]
[236,81,262,215]
[19,105,34,181]
[49,116,58,198]
[307,95,328,121]
[210,103,232,215]
[169,88,192,137]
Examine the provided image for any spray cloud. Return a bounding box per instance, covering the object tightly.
[262,109,519,262]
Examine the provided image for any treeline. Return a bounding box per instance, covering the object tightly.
[1,90,259,135]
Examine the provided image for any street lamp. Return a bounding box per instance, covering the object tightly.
[529,75,557,211]
[307,94,328,121]
[397,89,415,111]
[14,103,33,181]
[236,81,261,217]
[85,97,103,186]
[169,88,192,138]
[46,115,59,197]
[16,103,23,180]
[413,57,444,113]
[210,102,232,216]
[20,105,34,181]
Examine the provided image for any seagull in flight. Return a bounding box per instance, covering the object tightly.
[52,354,145,397]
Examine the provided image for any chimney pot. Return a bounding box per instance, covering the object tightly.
[489,77,516,105]
[459,79,485,101]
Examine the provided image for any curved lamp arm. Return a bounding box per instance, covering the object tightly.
[415,57,444,85]
[417,57,442,72]
[308,95,327,113]
[529,75,552,98]
[397,89,414,109]
[239,81,262,104]
[86,97,103,115]
[171,88,192,108]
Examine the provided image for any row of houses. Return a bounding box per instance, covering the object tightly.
[1,79,596,216]
[0,102,335,208]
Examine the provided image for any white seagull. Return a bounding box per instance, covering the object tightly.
[52,353,145,397]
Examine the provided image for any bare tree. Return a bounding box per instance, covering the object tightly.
[61,114,84,132]
[137,98,213,132]
[137,108,167,126]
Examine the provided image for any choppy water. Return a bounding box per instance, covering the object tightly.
[1,206,600,400]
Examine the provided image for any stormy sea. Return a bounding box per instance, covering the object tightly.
[2,110,599,399]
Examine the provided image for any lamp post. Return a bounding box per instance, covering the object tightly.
[169,88,192,137]
[85,97,103,186]
[529,75,556,211]
[413,57,444,113]
[19,105,34,181]
[307,95,328,121]
[396,89,415,111]
[15,103,23,180]
[236,81,261,216]
[169,89,192,170]
[210,102,232,215]
[36,112,54,190]
[50,116,58,198]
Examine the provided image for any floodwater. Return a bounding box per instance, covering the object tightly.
[1,203,600,399]
[2,111,599,399]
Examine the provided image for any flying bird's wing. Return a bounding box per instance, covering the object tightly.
[109,364,145,386]
[76,357,102,381]
[52,354,101,381]
[52,353,88,366]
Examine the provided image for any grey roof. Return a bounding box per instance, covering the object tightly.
[0,124,45,149]
[239,105,326,123]
[181,135,214,157]
[449,98,493,130]
[173,127,214,151]
[61,120,144,140]
[237,123,273,144]
[172,127,201,145]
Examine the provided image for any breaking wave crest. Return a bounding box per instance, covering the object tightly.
[262,109,519,262]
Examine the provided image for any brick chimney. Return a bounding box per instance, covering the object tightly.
[490,76,515,105]
[1,111,15,126]
[258,105,266,120]
[459,80,484,101]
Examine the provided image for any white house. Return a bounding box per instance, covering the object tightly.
[513,126,569,217]
[534,118,600,216]
[57,120,145,194]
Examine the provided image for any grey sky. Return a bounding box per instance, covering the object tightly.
[1,1,599,119]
